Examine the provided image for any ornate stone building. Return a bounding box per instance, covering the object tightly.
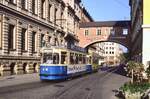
[0,0,88,76]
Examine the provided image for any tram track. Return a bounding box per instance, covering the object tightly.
[50,66,118,99]
[0,66,119,99]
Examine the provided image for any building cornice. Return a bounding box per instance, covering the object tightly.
[74,14,80,21]
[75,0,81,3]
[0,3,55,30]
[65,32,79,41]
[82,7,94,22]
[67,5,75,14]
[60,0,66,8]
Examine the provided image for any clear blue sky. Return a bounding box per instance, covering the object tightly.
[82,0,130,21]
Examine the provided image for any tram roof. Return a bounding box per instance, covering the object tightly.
[41,45,87,53]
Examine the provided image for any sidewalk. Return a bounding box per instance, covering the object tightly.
[0,73,40,88]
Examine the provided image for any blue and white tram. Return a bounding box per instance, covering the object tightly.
[39,46,93,80]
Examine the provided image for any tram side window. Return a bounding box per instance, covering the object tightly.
[93,57,99,64]
[79,54,82,64]
[43,53,53,64]
[83,55,86,64]
[53,53,59,64]
[70,53,74,64]
[43,53,59,64]
[75,53,78,64]
[61,52,67,64]
[88,56,92,64]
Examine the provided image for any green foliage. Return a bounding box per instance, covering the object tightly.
[127,61,136,70]
[120,83,150,94]
[126,61,144,72]
[118,52,130,63]
[126,61,144,83]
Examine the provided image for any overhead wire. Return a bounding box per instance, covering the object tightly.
[113,0,129,9]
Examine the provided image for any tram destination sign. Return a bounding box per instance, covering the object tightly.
[69,45,87,53]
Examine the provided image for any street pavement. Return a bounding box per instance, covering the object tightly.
[0,66,130,99]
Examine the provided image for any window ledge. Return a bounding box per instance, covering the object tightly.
[9,49,16,51]
[32,51,37,54]
[21,50,28,52]
[32,13,38,16]
[21,8,28,11]
[8,2,17,6]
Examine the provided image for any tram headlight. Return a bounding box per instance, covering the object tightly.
[45,68,48,71]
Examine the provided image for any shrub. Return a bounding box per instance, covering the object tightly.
[120,83,150,94]
[146,66,150,77]
[126,61,144,83]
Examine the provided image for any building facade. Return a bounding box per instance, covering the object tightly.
[77,21,130,48]
[0,0,89,76]
[129,0,150,68]
[94,43,105,65]
[77,21,129,66]
[102,42,123,66]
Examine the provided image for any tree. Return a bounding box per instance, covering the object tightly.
[126,61,144,83]
[118,52,129,64]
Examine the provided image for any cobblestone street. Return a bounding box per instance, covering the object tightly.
[0,67,130,99]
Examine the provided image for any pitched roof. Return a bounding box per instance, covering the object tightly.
[80,21,131,28]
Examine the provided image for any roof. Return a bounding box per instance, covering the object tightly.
[79,20,131,28]
[82,7,94,22]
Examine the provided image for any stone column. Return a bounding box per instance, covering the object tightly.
[26,63,34,74]
[28,0,32,13]
[45,0,49,21]
[1,62,11,76]
[28,25,32,55]
[57,33,61,46]
[14,63,23,75]
[51,4,55,24]
[2,15,9,54]
[38,0,41,17]
[50,34,55,46]
[37,28,41,56]
[16,20,22,55]
[56,4,61,26]
[35,0,38,15]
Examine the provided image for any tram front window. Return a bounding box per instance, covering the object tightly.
[43,53,59,64]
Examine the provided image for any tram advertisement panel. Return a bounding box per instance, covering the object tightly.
[67,65,86,74]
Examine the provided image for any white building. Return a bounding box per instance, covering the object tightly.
[96,42,124,66]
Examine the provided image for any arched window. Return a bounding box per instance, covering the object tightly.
[32,31,37,53]
[41,0,46,18]
[32,0,35,14]
[21,0,28,10]
[8,24,16,52]
[21,28,28,52]
[9,0,16,4]
[48,4,51,21]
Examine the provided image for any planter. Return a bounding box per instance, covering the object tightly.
[125,92,141,99]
